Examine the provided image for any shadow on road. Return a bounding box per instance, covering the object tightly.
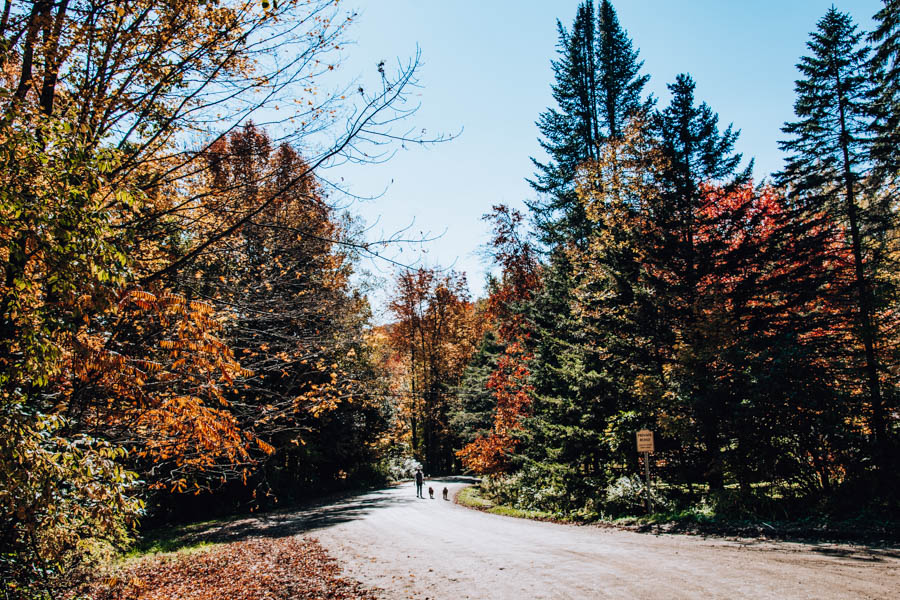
[809,545,900,562]
[157,487,414,550]
[725,537,900,561]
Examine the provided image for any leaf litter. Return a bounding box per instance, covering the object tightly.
[82,537,379,600]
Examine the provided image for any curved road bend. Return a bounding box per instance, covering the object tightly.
[212,478,899,599]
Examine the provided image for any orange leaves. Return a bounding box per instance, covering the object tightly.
[70,287,264,488]
[456,434,511,476]
[455,209,539,475]
[83,537,378,600]
[459,344,533,475]
[136,395,250,472]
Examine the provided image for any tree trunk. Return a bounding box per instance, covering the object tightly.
[834,66,886,450]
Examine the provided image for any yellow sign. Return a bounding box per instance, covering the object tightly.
[636,429,654,453]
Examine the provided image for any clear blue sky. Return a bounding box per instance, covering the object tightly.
[323,0,881,318]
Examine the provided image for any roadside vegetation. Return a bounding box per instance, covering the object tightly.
[0,0,431,597]
[457,482,900,544]
[432,0,900,538]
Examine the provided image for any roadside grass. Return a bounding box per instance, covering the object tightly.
[455,485,493,509]
[456,485,560,522]
[124,517,231,560]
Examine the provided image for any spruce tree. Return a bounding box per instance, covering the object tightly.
[869,1,900,182]
[596,0,651,140]
[647,73,751,491]
[650,73,750,310]
[529,0,648,246]
[529,2,599,246]
[778,8,889,448]
[519,1,650,512]
[519,249,609,512]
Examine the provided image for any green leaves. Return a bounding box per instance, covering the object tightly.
[0,405,141,597]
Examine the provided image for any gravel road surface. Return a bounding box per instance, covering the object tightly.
[210,478,899,599]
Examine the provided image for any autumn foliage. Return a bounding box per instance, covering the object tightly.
[457,206,540,475]
[84,538,377,600]
[383,268,481,472]
[456,343,533,474]
[0,0,415,595]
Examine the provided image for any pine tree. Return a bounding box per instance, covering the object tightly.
[646,74,751,491]
[778,8,890,448]
[529,0,648,246]
[869,1,900,182]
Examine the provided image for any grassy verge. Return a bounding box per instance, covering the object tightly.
[124,517,232,560]
[126,480,393,560]
[455,485,560,522]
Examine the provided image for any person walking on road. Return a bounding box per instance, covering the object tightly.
[415,468,424,498]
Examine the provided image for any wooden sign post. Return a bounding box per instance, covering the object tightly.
[636,429,654,514]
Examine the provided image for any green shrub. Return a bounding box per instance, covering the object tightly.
[603,475,672,516]
[1,407,143,599]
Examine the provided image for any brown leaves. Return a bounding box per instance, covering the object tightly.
[84,537,377,600]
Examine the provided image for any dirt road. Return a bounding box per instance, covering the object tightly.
[210,478,899,599]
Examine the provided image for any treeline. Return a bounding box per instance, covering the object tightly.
[0,1,423,597]
[428,0,898,520]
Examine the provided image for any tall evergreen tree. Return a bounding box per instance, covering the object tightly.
[650,72,750,322]
[517,2,653,511]
[596,0,651,140]
[869,1,900,182]
[529,0,648,245]
[778,8,890,448]
[644,74,751,490]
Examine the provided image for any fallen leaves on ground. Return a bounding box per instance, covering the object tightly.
[84,537,378,600]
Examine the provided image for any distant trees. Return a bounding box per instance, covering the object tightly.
[386,268,481,473]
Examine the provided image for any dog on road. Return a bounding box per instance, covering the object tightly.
[442,487,449,501]
[428,486,434,499]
